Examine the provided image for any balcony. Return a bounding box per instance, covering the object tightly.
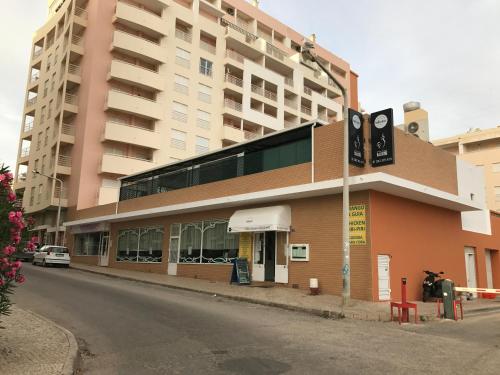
[224,98,242,112]
[251,84,277,102]
[109,59,164,91]
[103,120,161,149]
[222,123,244,144]
[68,64,81,76]
[23,119,34,134]
[61,93,79,113]
[106,89,163,120]
[26,96,37,108]
[199,0,224,17]
[221,18,258,44]
[285,77,294,87]
[100,153,155,175]
[301,105,312,116]
[59,123,75,144]
[200,40,216,54]
[224,73,243,88]
[74,6,88,19]
[71,34,85,52]
[175,28,192,43]
[32,48,43,60]
[112,30,167,63]
[57,155,72,175]
[115,1,167,36]
[29,72,40,86]
[284,98,297,110]
[265,42,287,61]
[52,185,68,207]
[225,49,245,64]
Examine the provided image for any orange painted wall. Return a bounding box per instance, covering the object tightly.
[370,191,500,301]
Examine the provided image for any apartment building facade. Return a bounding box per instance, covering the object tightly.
[433,126,500,212]
[64,121,500,301]
[13,0,358,244]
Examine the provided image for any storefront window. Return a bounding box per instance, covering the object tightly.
[74,232,103,256]
[117,227,163,263]
[174,220,239,264]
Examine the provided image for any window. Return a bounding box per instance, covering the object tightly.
[199,58,213,77]
[44,129,48,146]
[175,47,190,68]
[173,220,239,264]
[40,107,46,123]
[30,187,35,206]
[37,184,43,204]
[117,227,164,263]
[51,72,56,91]
[48,100,53,119]
[171,101,188,122]
[44,80,49,97]
[171,129,186,150]
[46,54,52,71]
[174,74,189,95]
[196,136,209,154]
[41,155,46,174]
[290,244,309,261]
[74,232,107,256]
[198,83,211,103]
[34,159,39,171]
[197,110,210,129]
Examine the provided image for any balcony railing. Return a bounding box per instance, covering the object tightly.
[266,42,287,61]
[58,155,72,167]
[33,49,43,59]
[62,123,75,136]
[21,147,30,157]
[224,98,242,112]
[24,120,34,133]
[301,105,312,115]
[225,49,245,63]
[251,84,277,101]
[30,72,40,83]
[65,93,78,105]
[200,40,216,54]
[74,6,88,19]
[68,64,81,75]
[304,86,312,95]
[108,117,156,132]
[115,29,160,45]
[53,185,68,199]
[114,58,159,73]
[109,88,156,102]
[244,130,260,140]
[220,18,258,42]
[26,96,37,107]
[175,28,192,43]
[224,73,243,87]
[72,34,84,46]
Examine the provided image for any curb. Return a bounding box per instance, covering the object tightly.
[25,309,79,375]
[70,265,346,320]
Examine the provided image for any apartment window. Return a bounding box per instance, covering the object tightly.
[40,107,46,123]
[171,129,186,150]
[198,84,212,103]
[48,100,53,119]
[199,58,213,77]
[171,101,188,123]
[44,80,49,97]
[117,227,164,263]
[36,132,42,150]
[196,136,209,154]
[46,54,52,71]
[30,187,35,206]
[44,129,48,146]
[41,155,46,174]
[34,159,39,172]
[175,47,190,69]
[37,184,43,204]
[74,232,108,256]
[174,74,189,95]
[196,110,210,130]
[173,220,239,264]
[51,72,56,91]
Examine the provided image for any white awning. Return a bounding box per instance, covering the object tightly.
[228,205,291,233]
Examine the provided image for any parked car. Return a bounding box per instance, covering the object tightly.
[13,249,35,262]
[32,245,70,267]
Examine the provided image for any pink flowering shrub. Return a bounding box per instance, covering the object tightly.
[0,165,36,320]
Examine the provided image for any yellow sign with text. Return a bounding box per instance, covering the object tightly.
[238,233,252,261]
[349,205,367,245]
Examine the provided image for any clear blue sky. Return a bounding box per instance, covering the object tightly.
[1,0,499,170]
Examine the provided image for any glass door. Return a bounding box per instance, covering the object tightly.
[98,232,110,267]
[252,232,265,281]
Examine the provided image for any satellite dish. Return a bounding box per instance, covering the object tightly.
[408,122,419,134]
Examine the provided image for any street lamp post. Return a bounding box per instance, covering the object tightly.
[33,170,63,246]
[301,41,351,308]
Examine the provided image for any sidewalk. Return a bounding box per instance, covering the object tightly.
[0,306,78,375]
[71,263,500,322]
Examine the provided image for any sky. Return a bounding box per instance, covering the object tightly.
[1,0,499,171]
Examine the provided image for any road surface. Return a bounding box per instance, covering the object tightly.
[13,264,500,374]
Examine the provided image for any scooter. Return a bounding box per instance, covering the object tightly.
[422,270,444,302]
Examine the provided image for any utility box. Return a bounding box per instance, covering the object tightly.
[441,279,455,319]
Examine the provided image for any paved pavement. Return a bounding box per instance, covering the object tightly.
[0,306,78,375]
[71,263,500,322]
[12,264,500,374]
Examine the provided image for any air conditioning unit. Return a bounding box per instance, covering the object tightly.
[226,8,235,16]
[401,102,430,141]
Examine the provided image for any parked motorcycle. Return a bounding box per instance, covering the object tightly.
[422,270,445,302]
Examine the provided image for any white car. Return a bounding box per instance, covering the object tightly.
[32,245,71,267]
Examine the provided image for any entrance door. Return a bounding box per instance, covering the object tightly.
[485,250,493,289]
[464,247,477,297]
[168,224,180,276]
[274,232,288,284]
[377,255,391,301]
[252,232,265,281]
[264,232,276,282]
[98,233,110,267]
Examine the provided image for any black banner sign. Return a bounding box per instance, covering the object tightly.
[370,108,395,167]
[348,108,365,167]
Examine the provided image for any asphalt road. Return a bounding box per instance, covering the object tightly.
[13,264,500,375]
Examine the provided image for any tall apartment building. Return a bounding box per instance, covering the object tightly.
[13,0,358,244]
[433,126,500,212]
